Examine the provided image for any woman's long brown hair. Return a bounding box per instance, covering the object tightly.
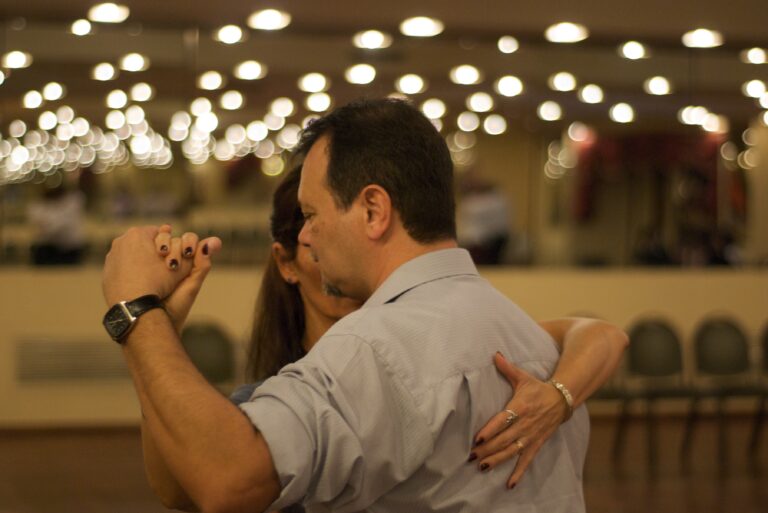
[246,165,307,381]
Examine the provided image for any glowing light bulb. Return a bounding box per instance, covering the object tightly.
[345,64,376,84]
[450,65,482,85]
[538,101,562,121]
[609,103,634,123]
[578,84,603,104]
[353,30,392,49]
[396,74,426,94]
[466,92,494,112]
[545,22,589,43]
[400,16,444,37]
[619,41,647,60]
[497,36,519,54]
[644,76,672,95]
[216,25,244,44]
[248,9,291,30]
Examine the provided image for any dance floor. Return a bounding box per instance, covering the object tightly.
[1,414,766,512]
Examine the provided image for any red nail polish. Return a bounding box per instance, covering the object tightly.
[508,483,516,490]
[184,247,193,256]
[160,245,168,252]
[468,453,477,462]
[170,259,178,269]
[479,463,490,472]
[202,243,209,256]
[474,437,485,447]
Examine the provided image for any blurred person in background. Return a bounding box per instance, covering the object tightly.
[632,227,672,266]
[28,185,87,265]
[457,171,513,265]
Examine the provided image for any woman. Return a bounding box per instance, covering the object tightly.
[148,165,627,510]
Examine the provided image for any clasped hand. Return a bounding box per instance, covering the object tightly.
[102,225,222,333]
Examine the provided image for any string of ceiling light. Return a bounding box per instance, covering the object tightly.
[1,3,767,183]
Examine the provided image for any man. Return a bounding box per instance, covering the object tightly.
[102,99,591,512]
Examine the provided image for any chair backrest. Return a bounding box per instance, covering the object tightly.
[181,322,235,384]
[693,317,750,376]
[627,319,683,378]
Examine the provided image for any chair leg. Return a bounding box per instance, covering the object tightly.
[647,398,658,477]
[612,398,631,468]
[748,394,766,467]
[716,397,728,476]
[681,395,699,474]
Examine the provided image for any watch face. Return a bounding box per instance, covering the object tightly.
[103,304,131,342]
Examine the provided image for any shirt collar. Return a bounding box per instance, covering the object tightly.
[363,248,479,308]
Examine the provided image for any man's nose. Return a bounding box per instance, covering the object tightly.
[298,222,311,247]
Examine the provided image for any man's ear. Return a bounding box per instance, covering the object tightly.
[271,242,298,284]
[359,184,391,240]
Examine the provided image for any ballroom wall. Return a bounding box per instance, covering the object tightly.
[1,266,765,427]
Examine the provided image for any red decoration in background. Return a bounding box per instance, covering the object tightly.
[572,133,724,223]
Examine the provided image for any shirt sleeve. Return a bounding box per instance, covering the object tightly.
[238,335,433,512]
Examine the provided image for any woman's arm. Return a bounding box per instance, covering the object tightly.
[539,317,628,407]
[470,317,628,488]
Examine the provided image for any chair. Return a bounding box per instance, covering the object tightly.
[681,316,758,472]
[613,319,690,472]
[748,322,768,463]
[181,322,236,386]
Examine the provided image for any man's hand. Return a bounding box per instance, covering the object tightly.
[103,226,196,307]
[153,225,223,333]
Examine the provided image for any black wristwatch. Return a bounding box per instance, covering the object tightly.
[103,294,164,344]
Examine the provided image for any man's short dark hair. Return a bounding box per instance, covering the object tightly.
[296,98,456,243]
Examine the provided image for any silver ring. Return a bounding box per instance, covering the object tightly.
[515,439,524,451]
[504,409,519,425]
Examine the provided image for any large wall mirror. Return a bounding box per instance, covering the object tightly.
[1,1,766,267]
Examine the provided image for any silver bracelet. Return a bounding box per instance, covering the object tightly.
[547,379,574,422]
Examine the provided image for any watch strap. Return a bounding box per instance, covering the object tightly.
[124,294,164,318]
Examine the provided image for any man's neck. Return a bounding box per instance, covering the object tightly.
[366,237,458,298]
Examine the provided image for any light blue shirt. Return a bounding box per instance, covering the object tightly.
[240,248,588,512]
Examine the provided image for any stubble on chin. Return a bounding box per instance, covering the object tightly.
[322,281,345,298]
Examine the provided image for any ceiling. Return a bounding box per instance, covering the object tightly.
[1,0,767,145]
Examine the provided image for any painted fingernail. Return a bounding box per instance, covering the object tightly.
[184,247,193,257]
[169,259,179,270]
[202,243,209,256]
[160,245,168,253]
[479,463,490,472]
[474,437,485,447]
[508,483,516,490]
[468,453,477,462]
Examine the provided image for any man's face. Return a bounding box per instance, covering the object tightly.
[297,136,363,299]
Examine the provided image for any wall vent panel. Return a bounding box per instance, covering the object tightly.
[16,339,129,382]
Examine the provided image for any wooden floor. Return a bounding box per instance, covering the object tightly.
[1,415,766,513]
